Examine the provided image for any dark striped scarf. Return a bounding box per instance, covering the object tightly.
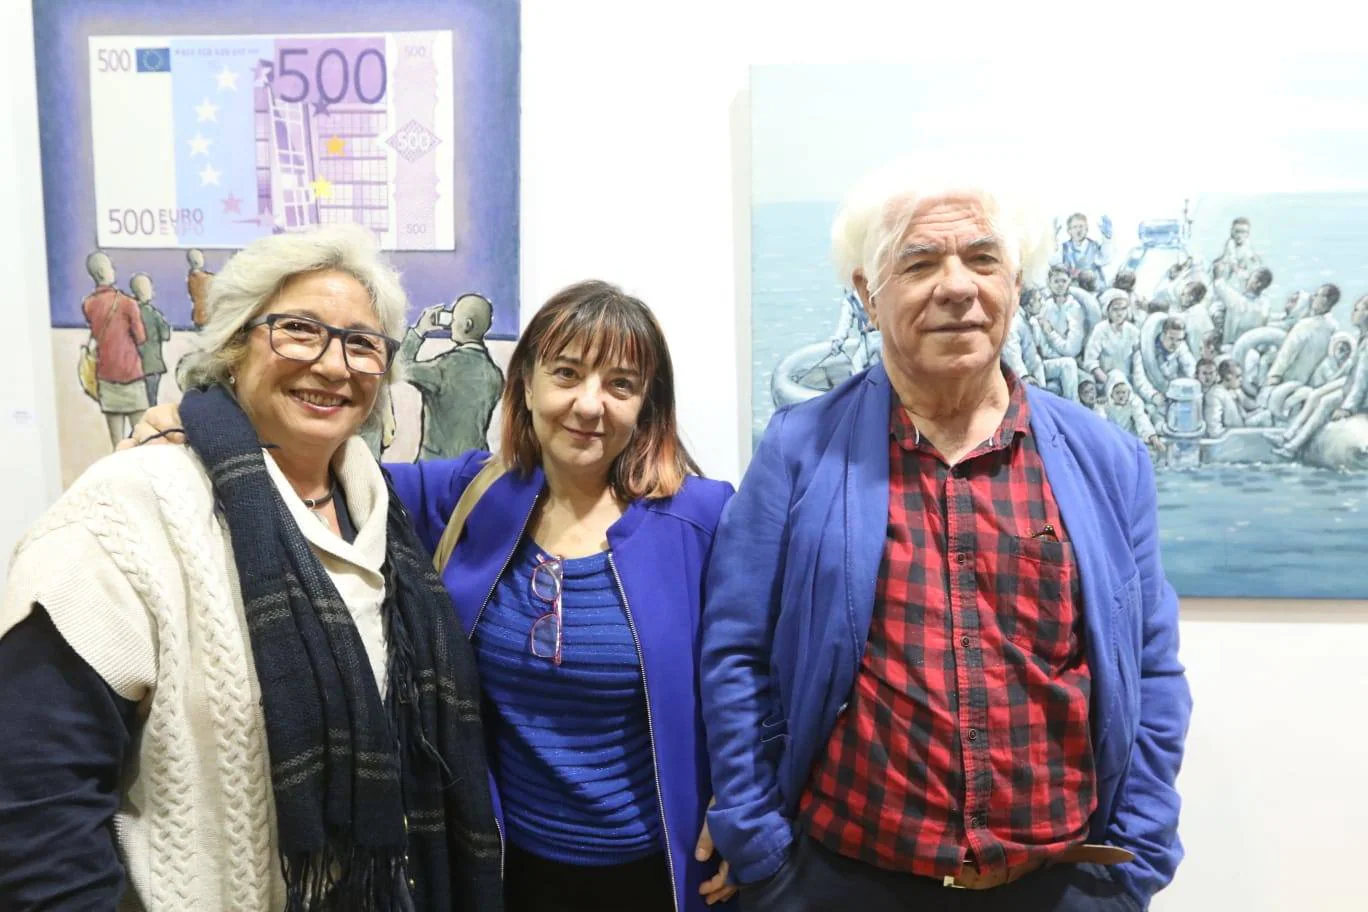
[181,385,502,911]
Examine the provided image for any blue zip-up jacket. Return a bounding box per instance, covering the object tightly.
[387,451,736,912]
[700,363,1192,909]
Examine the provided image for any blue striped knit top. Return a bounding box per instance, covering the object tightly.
[471,536,661,865]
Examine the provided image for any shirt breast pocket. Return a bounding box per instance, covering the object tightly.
[993,535,1079,667]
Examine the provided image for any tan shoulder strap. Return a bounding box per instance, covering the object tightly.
[432,456,507,574]
[91,292,122,345]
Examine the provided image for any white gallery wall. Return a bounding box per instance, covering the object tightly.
[3,1,1366,909]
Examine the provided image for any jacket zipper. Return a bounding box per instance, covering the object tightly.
[469,493,540,638]
[466,492,539,881]
[608,552,680,912]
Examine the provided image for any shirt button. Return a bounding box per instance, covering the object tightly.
[956,553,966,565]
[961,636,971,648]
[968,729,978,741]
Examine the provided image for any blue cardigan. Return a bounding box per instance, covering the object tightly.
[700,363,1192,909]
[386,452,735,912]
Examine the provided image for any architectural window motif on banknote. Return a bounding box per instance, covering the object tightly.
[89,32,455,251]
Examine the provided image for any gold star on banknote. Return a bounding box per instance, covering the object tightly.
[325,136,346,155]
[310,177,334,199]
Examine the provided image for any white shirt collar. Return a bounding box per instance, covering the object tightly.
[263,437,388,576]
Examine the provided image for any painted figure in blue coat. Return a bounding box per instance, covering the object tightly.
[701,165,1191,912]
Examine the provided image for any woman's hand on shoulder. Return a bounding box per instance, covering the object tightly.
[114,403,186,451]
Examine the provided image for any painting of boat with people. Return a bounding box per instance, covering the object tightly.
[769,200,1368,474]
[748,60,1368,599]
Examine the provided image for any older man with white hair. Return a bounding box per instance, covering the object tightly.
[701,165,1191,912]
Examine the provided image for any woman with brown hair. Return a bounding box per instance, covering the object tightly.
[123,280,738,911]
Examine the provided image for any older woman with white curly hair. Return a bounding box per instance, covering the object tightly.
[701,163,1191,912]
[0,225,502,912]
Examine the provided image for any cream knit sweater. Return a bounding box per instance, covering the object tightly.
[1,439,392,911]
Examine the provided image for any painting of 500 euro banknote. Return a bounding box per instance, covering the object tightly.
[35,0,519,488]
[90,33,457,251]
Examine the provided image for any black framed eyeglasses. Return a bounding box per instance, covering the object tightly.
[245,313,399,375]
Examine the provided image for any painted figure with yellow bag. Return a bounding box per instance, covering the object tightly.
[79,251,148,446]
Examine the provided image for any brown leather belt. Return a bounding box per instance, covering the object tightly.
[941,844,1135,890]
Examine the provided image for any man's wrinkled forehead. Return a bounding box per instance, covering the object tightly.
[888,193,999,251]
[889,191,993,231]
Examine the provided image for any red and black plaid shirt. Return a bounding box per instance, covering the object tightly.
[798,373,1096,880]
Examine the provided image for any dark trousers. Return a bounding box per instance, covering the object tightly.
[741,835,1142,912]
[504,841,674,912]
